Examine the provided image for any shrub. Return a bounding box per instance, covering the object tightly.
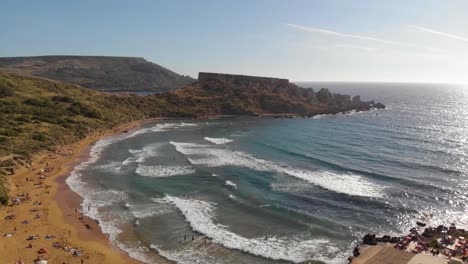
[32,132,47,142]
[52,96,75,103]
[0,129,19,137]
[0,195,8,206]
[0,86,13,98]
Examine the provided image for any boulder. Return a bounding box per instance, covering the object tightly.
[363,234,377,245]
[374,102,385,109]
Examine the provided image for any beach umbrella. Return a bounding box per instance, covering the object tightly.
[35,260,47,264]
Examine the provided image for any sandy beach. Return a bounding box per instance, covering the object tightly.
[0,119,164,264]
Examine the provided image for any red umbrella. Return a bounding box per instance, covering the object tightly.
[37,248,48,254]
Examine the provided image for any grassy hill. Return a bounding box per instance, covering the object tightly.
[0,71,383,204]
[0,56,195,92]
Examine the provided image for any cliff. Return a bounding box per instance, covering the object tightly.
[0,56,195,92]
[158,72,384,117]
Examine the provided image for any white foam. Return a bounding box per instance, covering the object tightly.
[131,202,174,219]
[204,137,234,145]
[136,165,195,178]
[224,180,237,189]
[150,243,223,264]
[65,125,194,264]
[135,143,162,163]
[128,149,143,154]
[127,122,198,139]
[95,161,123,173]
[313,114,330,119]
[170,141,384,197]
[165,196,346,263]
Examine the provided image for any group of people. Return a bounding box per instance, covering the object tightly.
[4,160,87,264]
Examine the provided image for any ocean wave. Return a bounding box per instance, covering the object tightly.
[64,124,193,263]
[151,243,225,264]
[170,141,384,197]
[94,161,123,173]
[164,195,346,264]
[135,143,162,163]
[224,180,237,189]
[204,137,234,144]
[136,165,195,178]
[127,122,198,139]
[131,202,174,219]
[128,149,143,154]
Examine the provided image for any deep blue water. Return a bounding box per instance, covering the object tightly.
[67,82,468,264]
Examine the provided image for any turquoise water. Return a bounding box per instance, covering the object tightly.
[67,83,468,264]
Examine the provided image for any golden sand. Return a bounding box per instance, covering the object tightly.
[0,119,167,264]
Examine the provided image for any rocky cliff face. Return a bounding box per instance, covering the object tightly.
[0,56,195,92]
[158,72,385,117]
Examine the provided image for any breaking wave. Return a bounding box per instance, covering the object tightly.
[65,122,199,263]
[169,142,384,197]
[127,122,198,138]
[136,165,196,178]
[204,137,234,144]
[164,196,346,263]
[224,180,237,189]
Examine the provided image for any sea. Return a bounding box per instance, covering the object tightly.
[66,82,468,264]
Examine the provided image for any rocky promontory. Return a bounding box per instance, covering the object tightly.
[158,72,385,118]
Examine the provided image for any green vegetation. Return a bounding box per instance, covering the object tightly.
[0,72,170,202]
[0,56,195,92]
[0,71,377,205]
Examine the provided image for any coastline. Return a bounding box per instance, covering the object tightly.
[0,118,165,264]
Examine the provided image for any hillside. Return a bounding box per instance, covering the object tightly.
[0,71,384,204]
[0,56,195,92]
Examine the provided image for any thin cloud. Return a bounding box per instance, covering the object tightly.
[409,25,468,43]
[287,23,399,45]
[286,23,444,53]
[335,44,379,51]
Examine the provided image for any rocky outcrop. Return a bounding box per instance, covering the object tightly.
[159,72,385,117]
[0,56,195,92]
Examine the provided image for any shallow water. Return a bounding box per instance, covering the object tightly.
[67,82,468,264]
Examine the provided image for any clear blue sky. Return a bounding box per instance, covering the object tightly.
[2,0,468,82]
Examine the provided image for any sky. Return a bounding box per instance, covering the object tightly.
[2,0,468,82]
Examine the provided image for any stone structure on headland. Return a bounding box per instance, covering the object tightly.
[194,72,386,118]
[198,72,290,86]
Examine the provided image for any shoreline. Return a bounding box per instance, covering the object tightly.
[0,118,165,263]
[0,111,388,264]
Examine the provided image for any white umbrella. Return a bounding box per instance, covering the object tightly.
[35,260,47,264]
